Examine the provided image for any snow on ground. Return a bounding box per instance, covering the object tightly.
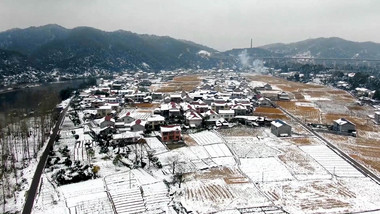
[248,81,268,89]
[189,130,225,145]
[145,137,168,154]
[180,178,271,213]
[157,143,236,173]
[225,136,280,158]
[204,143,232,157]
[340,177,380,212]
[295,102,316,107]
[248,80,281,91]
[300,145,364,177]
[277,147,331,181]
[261,177,380,214]
[303,94,330,101]
[240,158,294,182]
[315,100,350,115]
[104,170,170,213]
[32,175,68,214]
[2,115,56,213]
[59,178,113,214]
[141,182,170,212]
[362,130,380,139]
[30,99,380,214]
[198,50,211,57]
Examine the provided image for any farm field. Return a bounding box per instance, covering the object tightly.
[104,170,170,213]
[254,106,289,120]
[155,75,202,92]
[189,130,225,145]
[218,126,267,137]
[262,177,380,214]
[278,147,331,181]
[248,74,380,176]
[59,179,113,214]
[240,157,294,182]
[181,169,271,213]
[299,145,365,177]
[224,136,280,158]
[276,101,321,123]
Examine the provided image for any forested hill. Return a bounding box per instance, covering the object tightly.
[260,37,380,59]
[0,24,224,75]
[2,25,380,77]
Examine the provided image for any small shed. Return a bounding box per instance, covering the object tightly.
[271,119,291,137]
[333,118,356,133]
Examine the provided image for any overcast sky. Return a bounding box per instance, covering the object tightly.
[1,0,379,51]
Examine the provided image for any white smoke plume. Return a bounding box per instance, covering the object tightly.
[238,49,267,74]
[238,49,250,68]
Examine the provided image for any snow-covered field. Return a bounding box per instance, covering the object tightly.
[303,94,331,101]
[262,178,380,214]
[189,131,225,145]
[240,158,294,182]
[105,169,170,213]
[225,136,280,158]
[278,147,331,181]
[145,137,168,154]
[60,179,113,214]
[157,142,236,172]
[180,178,271,213]
[300,145,364,177]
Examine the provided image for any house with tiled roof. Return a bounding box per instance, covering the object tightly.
[99,115,115,128]
[130,119,146,132]
[201,109,221,125]
[185,111,203,128]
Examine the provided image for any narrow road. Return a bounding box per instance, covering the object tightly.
[274,102,380,185]
[22,105,69,214]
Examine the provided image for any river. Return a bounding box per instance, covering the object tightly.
[0,79,89,126]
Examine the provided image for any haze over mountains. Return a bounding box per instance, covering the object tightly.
[1,24,380,76]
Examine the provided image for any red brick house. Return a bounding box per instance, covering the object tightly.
[160,125,181,142]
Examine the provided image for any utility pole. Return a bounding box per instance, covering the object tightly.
[129,170,131,189]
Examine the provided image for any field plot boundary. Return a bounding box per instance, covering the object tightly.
[300,145,364,178]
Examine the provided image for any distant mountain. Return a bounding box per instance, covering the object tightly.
[0,24,69,55]
[260,37,380,59]
[0,24,223,74]
[2,24,380,79]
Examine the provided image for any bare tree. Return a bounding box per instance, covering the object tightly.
[137,138,147,167]
[0,124,7,213]
[166,154,185,188]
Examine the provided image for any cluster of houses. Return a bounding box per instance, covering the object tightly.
[65,68,368,149]
[68,70,299,146]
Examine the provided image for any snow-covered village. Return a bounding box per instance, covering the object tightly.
[2,67,380,214]
[3,1,380,214]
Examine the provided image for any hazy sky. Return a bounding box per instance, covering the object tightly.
[1,0,379,51]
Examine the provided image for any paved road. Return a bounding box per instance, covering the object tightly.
[22,105,69,214]
[274,102,380,185]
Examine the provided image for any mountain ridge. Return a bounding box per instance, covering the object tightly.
[259,37,380,59]
[2,24,380,79]
[0,24,223,74]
